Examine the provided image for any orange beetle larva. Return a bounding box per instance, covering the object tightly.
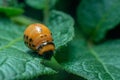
[24,23,55,60]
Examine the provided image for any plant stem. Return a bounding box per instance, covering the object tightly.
[41,57,64,72]
[43,0,50,24]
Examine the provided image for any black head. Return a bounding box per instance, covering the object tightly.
[42,50,54,60]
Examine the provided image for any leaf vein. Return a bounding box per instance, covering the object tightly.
[0,37,22,51]
[88,43,115,80]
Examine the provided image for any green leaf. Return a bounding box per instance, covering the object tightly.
[0,19,56,80]
[0,10,74,79]
[11,16,39,25]
[77,0,120,42]
[25,0,57,9]
[55,33,120,80]
[0,6,24,17]
[46,10,74,49]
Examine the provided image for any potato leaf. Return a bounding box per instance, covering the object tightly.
[77,0,120,42]
[0,6,24,17]
[55,33,120,80]
[0,10,74,79]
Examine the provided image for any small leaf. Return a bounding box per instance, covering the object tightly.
[77,0,120,42]
[25,0,57,9]
[55,33,120,80]
[11,16,39,25]
[46,10,74,49]
[0,6,24,17]
[0,10,74,79]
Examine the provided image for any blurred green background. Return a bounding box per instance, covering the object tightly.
[0,0,120,80]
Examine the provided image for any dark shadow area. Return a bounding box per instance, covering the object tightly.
[55,0,81,19]
[26,50,42,58]
[24,6,43,21]
[19,0,81,21]
[18,0,43,21]
[26,50,54,60]
[35,70,86,80]
[106,23,120,40]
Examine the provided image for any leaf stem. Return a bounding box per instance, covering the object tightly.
[41,57,64,72]
[43,0,50,24]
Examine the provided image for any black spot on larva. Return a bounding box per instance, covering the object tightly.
[52,39,54,41]
[41,35,43,38]
[26,35,28,40]
[32,44,35,47]
[51,33,52,35]
[47,40,49,42]
[24,35,26,38]
[29,43,31,47]
[29,38,32,42]
[44,35,47,37]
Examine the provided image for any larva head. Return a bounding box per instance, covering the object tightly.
[38,42,55,60]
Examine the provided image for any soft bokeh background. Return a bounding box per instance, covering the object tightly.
[0,0,120,80]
